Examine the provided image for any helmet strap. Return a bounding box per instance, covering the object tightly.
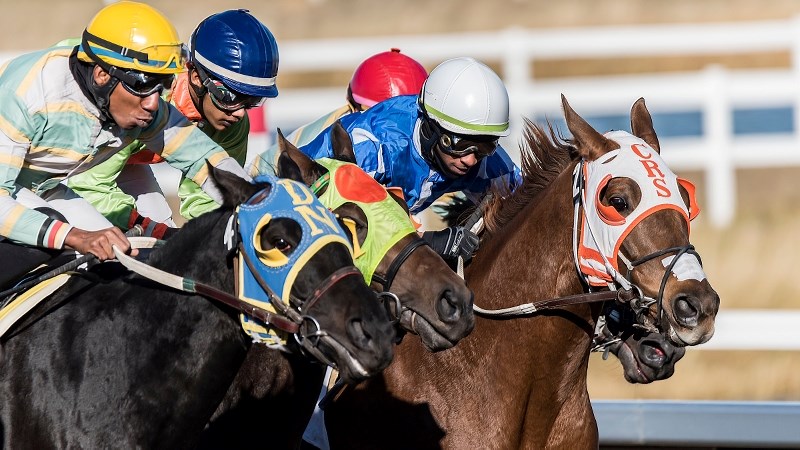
[345,85,362,112]
[417,103,453,177]
[69,46,117,124]
[81,30,144,88]
[186,63,210,121]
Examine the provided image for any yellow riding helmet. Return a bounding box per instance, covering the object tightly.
[78,1,186,75]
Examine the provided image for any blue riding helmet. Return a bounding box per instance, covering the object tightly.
[190,9,279,98]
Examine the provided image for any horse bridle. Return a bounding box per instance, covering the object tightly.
[227,191,368,369]
[571,159,702,335]
[111,201,364,370]
[371,237,429,324]
[614,243,702,332]
[309,168,431,328]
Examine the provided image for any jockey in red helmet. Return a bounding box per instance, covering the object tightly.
[348,48,428,109]
[249,48,428,176]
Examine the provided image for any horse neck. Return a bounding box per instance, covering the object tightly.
[470,163,584,303]
[146,210,234,293]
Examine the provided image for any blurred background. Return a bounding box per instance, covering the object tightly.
[3,0,799,413]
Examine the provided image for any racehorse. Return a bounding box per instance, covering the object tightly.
[323,95,720,449]
[200,125,475,449]
[0,166,395,449]
[277,123,475,349]
[439,194,686,384]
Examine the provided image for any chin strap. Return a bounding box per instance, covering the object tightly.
[417,106,452,176]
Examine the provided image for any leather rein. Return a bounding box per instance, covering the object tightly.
[464,160,698,324]
[113,235,359,339]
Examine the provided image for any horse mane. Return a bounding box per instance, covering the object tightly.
[482,118,577,234]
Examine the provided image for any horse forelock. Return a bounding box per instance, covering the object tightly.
[483,119,576,235]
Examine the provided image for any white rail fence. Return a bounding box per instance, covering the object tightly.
[4,17,800,226]
[264,16,800,229]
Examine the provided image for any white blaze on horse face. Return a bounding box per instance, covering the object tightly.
[662,254,706,282]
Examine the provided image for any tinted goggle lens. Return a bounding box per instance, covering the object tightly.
[438,133,498,159]
[206,79,266,112]
[120,71,174,97]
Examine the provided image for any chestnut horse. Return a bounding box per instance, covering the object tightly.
[324,95,720,449]
[439,194,686,384]
[199,126,474,449]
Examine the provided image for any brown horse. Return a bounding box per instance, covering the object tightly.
[324,95,720,449]
[276,123,475,349]
[199,126,474,449]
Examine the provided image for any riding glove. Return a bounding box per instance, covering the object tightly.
[128,209,178,240]
[422,226,480,262]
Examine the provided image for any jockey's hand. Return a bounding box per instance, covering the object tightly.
[422,226,480,262]
[64,227,138,261]
[128,209,177,240]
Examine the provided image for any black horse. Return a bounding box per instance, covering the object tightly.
[0,166,395,449]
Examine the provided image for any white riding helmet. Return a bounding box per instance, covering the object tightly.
[420,57,510,137]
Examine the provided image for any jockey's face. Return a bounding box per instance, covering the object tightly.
[432,133,496,178]
[433,146,481,178]
[189,68,247,132]
[95,67,160,130]
[200,90,248,131]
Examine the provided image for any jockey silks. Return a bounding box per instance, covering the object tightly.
[298,95,520,214]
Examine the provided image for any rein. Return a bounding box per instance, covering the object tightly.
[113,239,301,334]
[455,193,625,318]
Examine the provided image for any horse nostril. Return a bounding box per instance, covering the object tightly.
[436,290,461,323]
[639,340,667,366]
[673,294,699,326]
[346,319,372,350]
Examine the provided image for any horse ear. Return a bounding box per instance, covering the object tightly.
[386,188,410,214]
[330,121,356,163]
[562,94,616,161]
[630,97,661,153]
[206,161,264,207]
[275,128,326,185]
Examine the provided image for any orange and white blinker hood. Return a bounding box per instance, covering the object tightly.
[573,130,699,287]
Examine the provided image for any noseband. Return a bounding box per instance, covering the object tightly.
[371,237,429,322]
[616,243,702,331]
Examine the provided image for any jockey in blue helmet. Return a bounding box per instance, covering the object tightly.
[189,8,279,105]
[66,9,281,239]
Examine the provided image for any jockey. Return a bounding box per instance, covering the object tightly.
[0,1,251,261]
[247,48,428,176]
[294,57,521,262]
[66,9,280,236]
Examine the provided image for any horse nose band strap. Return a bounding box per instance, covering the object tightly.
[300,266,362,313]
[619,244,701,328]
[372,237,428,292]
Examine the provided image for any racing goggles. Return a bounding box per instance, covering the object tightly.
[118,71,175,97]
[196,65,266,112]
[437,130,498,159]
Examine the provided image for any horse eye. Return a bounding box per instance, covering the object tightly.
[609,196,628,212]
[271,238,292,253]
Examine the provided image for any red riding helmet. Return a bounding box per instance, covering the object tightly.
[349,48,428,108]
